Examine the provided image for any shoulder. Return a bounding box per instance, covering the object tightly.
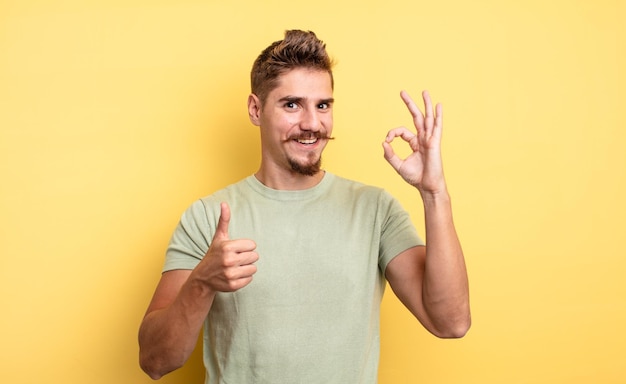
[326,173,398,207]
[326,173,385,196]
[171,177,252,231]
[194,177,254,210]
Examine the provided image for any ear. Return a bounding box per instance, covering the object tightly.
[247,93,262,126]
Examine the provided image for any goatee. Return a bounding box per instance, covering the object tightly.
[288,156,322,176]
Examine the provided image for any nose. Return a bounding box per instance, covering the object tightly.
[300,107,321,132]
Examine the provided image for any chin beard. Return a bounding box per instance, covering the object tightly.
[288,156,322,176]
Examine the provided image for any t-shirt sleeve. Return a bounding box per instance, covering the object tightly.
[378,190,425,273]
[162,199,217,272]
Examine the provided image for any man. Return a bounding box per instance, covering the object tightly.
[139,30,470,383]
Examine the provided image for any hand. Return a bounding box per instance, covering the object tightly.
[195,202,258,292]
[382,90,447,196]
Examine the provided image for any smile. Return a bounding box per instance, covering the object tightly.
[296,138,318,145]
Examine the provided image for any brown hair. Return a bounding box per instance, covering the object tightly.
[251,30,334,104]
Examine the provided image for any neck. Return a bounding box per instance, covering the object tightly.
[254,166,325,190]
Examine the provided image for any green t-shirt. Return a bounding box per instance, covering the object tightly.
[164,172,424,384]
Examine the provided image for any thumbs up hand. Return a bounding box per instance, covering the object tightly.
[194,202,259,292]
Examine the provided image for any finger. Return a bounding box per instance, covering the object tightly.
[385,126,417,143]
[422,90,435,137]
[225,262,258,279]
[238,250,259,266]
[222,239,257,256]
[237,263,258,277]
[213,202,230,241]
[382,141,403,171]
[434,102,443,140]
[422,90,434,118]
[400,90,425,133]
[223,263,257,291]
[226,275,255,291]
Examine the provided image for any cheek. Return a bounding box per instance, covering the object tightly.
[322,114,333,130]
[266,112,294,126]
[261,115,291,132]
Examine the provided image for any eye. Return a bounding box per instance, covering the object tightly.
[318,103,330,110]
[284,102,298,110]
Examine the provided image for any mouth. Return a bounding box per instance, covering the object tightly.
[295,137,319,145]
[285,133,334,145]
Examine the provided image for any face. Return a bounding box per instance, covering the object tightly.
[248,68,334,177]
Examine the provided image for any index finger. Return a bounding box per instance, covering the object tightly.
[384,126,417,143]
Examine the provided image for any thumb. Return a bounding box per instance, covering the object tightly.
[213,202,230,241]
[382,140,402,171]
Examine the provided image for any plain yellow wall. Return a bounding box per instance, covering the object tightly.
[1,0,624,383]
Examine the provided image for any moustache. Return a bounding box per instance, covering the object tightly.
[283,132,335,142]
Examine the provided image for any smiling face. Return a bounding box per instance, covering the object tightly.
[248,67,334,183]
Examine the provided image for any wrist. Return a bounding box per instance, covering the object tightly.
[187,273,216,299]
[419,188,451,206]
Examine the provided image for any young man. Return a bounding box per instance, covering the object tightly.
[139,30,470,383]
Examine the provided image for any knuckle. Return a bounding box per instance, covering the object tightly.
[220,253,238,268]
[222,268,237,281]
[225,279,243,291]
[221,242,235,253]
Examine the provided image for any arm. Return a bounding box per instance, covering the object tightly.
[138,202,258,379]
[138,269,211,379]
[382,90,470,338]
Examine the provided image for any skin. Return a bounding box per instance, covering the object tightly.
[248,68,335,190]
[138,68,470,379]
[382,90,470,338]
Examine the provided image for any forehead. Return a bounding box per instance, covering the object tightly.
[268,68,333,100]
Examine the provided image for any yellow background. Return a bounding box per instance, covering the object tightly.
[1,0,624,383]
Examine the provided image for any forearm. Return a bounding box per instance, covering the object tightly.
[139,279,216,379]
[421,190,470,337]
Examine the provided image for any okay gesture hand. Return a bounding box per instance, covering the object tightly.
[382,90,448,196]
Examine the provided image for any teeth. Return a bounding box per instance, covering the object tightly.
[297,138,317,144]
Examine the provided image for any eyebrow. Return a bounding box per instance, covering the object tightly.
[278,96,335,105]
